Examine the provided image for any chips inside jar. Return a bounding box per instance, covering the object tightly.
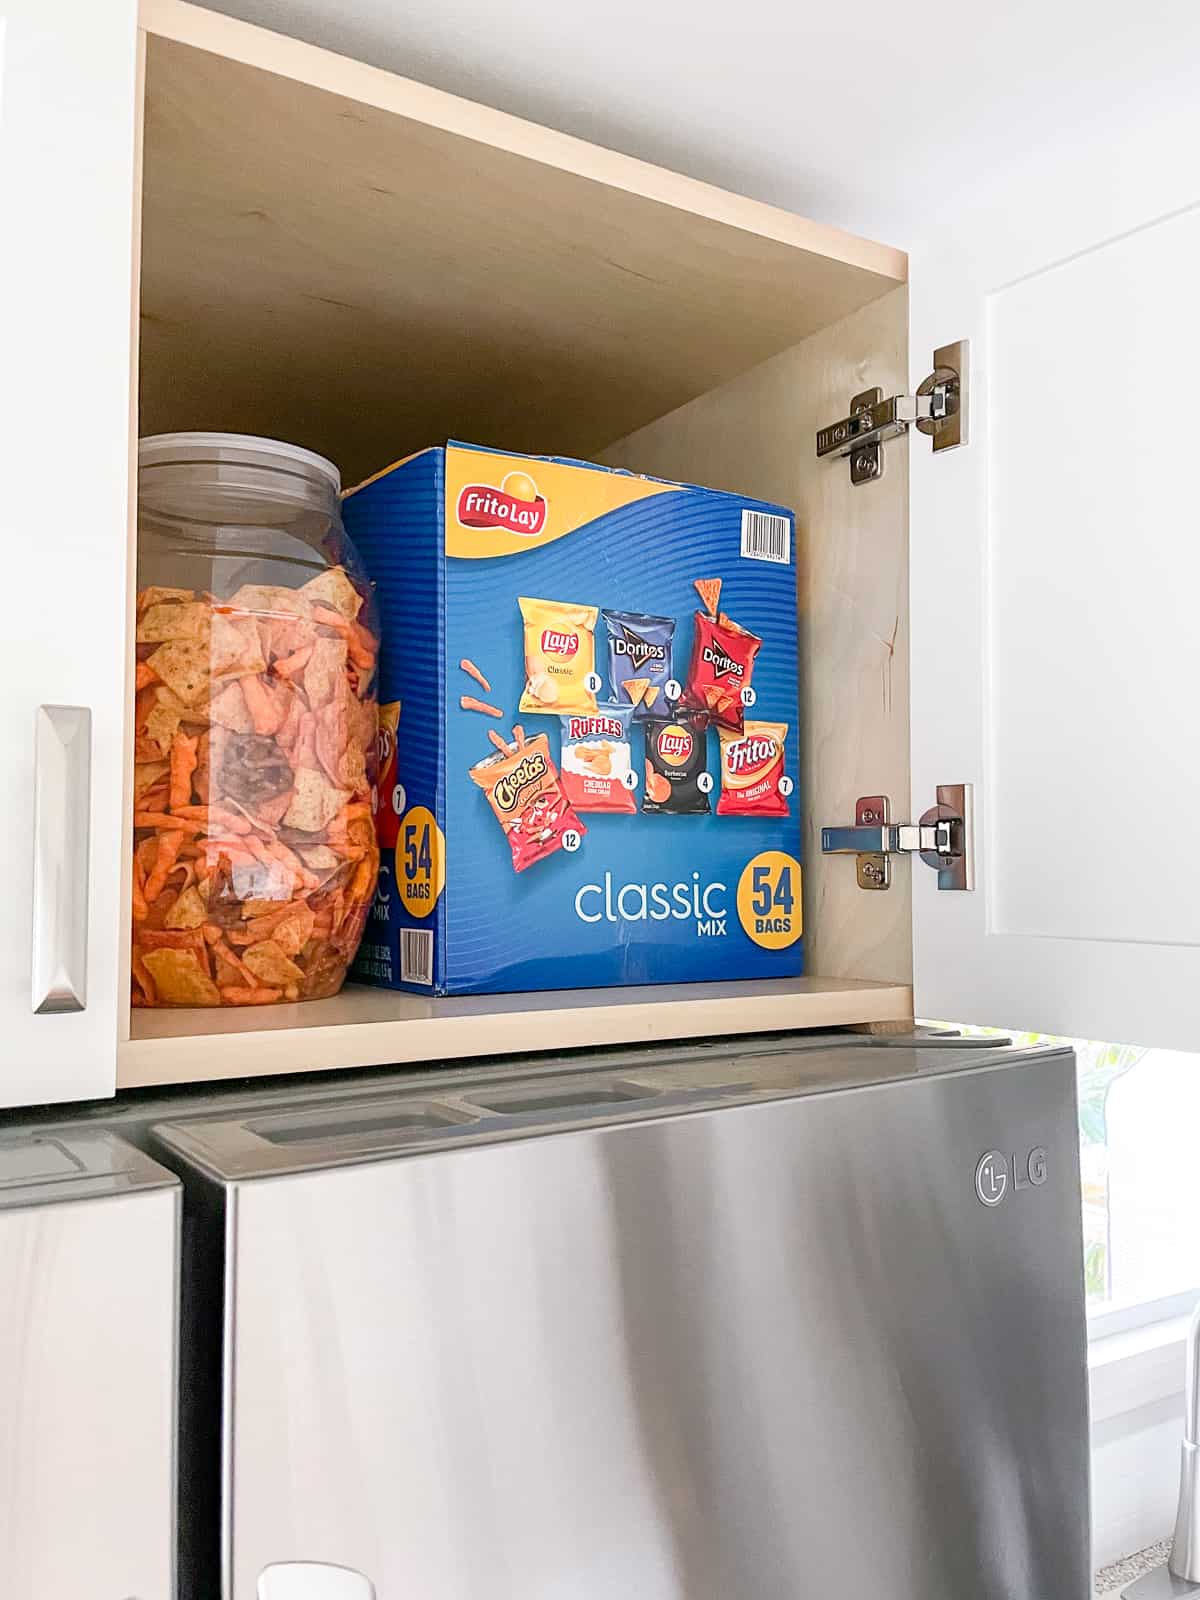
[681,609,762,732]
[560,705,636,815]
[717,720,789,817]
[469,731,586,872]
[518,597,598,716]
[641,709,711,815]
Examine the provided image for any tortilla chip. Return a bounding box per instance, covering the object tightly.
[164,885,207,930]
[263,614,313,663]
[149,639,211,706]
[693,577,722,617]
[256,790,295,827]
[283,767,350,833]
[137,586,195,614]
[208,679,254,733]
[301,566,363,620]
[243,938,305,987]
[345,683,377,753]
[296,845,340,872]
[304,635,348,710]
[226,584,313,621]
[141,948,221,1006]
[622,677,650,707]
[265,903,317,957]
[137,601,212,644]
[133,760,170,802]
[338,739,368,795]
[642,685,660,709]
[144,693,186,754]
[211,613,267,678]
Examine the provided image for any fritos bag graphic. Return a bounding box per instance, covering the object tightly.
[518,597,599,716]
[375,700,402,848]
[717,720,789,817]
[560,705,636,815]
[469,731,585,872]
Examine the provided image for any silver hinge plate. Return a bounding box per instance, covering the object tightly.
[821,785,974,891]
[816,340,969,486]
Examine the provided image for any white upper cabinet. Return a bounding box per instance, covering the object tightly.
[909,90,1200,1049]
[0,0,139,1105]
[3,0,1198,1105]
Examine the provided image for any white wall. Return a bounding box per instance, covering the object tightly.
[1092,1397,1182,1570]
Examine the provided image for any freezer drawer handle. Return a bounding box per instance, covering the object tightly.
[822,785,973,892]
[31,705,91,1013]
[816,339,969,485]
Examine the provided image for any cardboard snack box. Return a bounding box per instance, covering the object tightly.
[343,441,801,996]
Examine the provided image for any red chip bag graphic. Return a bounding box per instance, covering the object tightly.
[717,721,789,817]
[681,609,761,732]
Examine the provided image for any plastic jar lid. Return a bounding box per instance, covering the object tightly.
[138,432,341,493]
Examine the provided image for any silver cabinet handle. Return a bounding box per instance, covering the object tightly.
[31,706,91,1014]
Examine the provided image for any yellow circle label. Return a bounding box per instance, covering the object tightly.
[736,851,803,950]
[397,805,446,919]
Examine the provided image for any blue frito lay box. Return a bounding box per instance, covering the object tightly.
[343,442,801,995]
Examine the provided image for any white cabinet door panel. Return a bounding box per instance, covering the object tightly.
[910,90,1200,1048]
[0,0,138,1103]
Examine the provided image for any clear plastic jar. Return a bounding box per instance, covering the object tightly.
[132,433,380,1008]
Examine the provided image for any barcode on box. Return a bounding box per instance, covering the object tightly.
[740,509,791,565]
[401,929,434,985]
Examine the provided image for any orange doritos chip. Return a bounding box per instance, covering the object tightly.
[642,685,660,709]
[693,577,722,617]
[621,677,650,707]
[140,947,221,1007]
[242,939,305,988]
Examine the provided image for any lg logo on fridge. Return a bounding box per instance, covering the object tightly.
[975,1147,1048,1207]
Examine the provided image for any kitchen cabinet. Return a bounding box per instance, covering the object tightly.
[2,0,1197,1106]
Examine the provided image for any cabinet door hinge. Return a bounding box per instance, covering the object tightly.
[822,785,974,891]
[816,340,969,485]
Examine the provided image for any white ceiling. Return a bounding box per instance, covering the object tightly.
[204,0,1199,247]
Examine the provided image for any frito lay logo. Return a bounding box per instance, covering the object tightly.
[493,751,548,812]
[569,715,623,739]
[541,629,579,656]
[456,470,547,537]
[703,643,744,678]
[657,725,693,767]
[727,735,779,776]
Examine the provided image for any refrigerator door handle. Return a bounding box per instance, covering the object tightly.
[31,704,91,1014]
[258,1563,376,1599]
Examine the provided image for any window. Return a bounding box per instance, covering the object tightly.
[933,1025,1200,1332]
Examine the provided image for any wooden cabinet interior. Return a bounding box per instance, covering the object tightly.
[123,0,914,1085]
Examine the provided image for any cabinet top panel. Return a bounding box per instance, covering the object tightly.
[139,1,906,480]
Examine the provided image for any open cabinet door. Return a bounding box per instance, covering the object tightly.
[0,0,139,1104]
[908,93,1200,1049]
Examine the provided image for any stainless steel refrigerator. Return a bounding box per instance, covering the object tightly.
[0,1129,179,1598]
[145,1035,1091,1600]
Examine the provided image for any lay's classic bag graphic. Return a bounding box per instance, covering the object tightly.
[343,442,800,996]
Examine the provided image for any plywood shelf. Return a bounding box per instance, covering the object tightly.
[118,977,914,1089]
[138,0,906,482]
